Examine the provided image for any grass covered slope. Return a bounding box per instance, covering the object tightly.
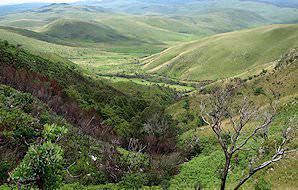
[40,19,139,44]
[166,49,298,189]
[143,24,298,81]
[0,26,166,70]
[0,26,72,46]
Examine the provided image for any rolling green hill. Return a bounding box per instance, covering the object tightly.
[97,0,298,23]
[129,8,269,39]
[0,26,165,70]
[40,19,141,45]
[1,0,298,45]
[98,16,196,45]
[143,24,298,81]
[0,26,72,46]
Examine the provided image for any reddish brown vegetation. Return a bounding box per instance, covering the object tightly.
[0,65,120,144]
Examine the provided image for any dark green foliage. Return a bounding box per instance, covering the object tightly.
[43,124,68,142]
[0,84,70,186]
[178,129,218,157]
[261,69,268,75]
[120,173,149,189]
[0,85,66,145]
[10,124,67,189]
[11,141,64,190]
[182,99,190,110]
[254,87,265,95]
[0,108,39,145]
[117,148,150,171]
[0,162,11,184]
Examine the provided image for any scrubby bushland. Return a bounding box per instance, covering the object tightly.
[0,41,182,188]
[0,40,178,154]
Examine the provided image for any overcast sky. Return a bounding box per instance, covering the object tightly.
[0,0,79,5]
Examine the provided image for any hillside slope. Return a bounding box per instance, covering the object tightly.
[166,49,298,189]
[0,26,72,46]
[40,19,140,44]
[143,24,298,81]
[0,40,178,152]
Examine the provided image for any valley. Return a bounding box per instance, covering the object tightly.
[0,0,297,190]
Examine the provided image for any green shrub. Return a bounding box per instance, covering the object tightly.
[261,69,268,75]
[0,108,40,145]
[0,162,11,184]
[120,173,148,189]
[11,142,64,190]
[117,148,150,171]
[254,87,265,95]
[42,124,68,142]
[182,99,190,110]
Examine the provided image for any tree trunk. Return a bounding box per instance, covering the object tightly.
[221,156,231,190]
[234,177,249,190]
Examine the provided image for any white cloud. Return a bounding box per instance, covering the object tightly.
[0,0,79,6]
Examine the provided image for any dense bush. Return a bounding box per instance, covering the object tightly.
[254,87,265,95]
[11,141,64,189]
[117,148,150,171]
[120,173,149,189]
[11,124,67,189]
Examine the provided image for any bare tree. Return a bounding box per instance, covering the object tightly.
[200,84,296,190]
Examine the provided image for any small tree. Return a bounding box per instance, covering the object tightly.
[10,124,67,190]
[200,84,296,190]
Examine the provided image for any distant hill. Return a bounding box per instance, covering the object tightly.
[138,9,270,36]
[40,19,140,44]
[240,0,298,8]
[0,3,49,16]
[0,0,297,45]
[142,24,298,81]
[33,3,111,14]
[0,26,72,46]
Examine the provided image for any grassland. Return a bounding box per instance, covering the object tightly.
[1,24,297,92]
[143,24,298,81]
